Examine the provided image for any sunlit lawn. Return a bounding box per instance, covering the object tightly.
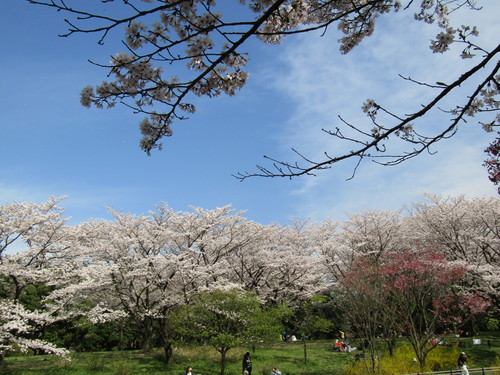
[1,335,499,375]
[0,341,354,375]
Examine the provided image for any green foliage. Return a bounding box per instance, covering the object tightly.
[345,344,463,375]
[482,318,500,332]
[289,295,334,340]
[18,283,53,311]
[41,317,137,352]
[0,274,12,299]
[172,289,287,375]
[173,289,284,352]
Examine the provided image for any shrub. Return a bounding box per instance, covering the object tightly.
[344,343,462,374]
[482,318,499,332]
[86,356,105,372]
[112,362,133,375]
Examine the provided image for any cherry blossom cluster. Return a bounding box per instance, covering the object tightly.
[430,27,455,53]
[335,0,400,54]
[30,0,499,184]
[0,294,69,358]
[448,71,499,130]
[362,99,378,120]
[257,0,310,44]
[75,0,259,153]
[45,0,430,155]
[484,134,500,193]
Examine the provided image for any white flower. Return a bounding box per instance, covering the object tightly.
[430,28,455,53]
[80,86,94,108]
[362,99,376,113]
[482,123,494,132]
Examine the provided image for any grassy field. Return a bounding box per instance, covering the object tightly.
[1,335,499,375]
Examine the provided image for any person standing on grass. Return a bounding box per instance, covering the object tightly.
[184,366,194,375]
[242,352,252,375]
[457,352,469,375]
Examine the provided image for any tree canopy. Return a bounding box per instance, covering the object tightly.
[28,0,499,183]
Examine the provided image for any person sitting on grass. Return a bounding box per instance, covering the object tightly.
[333,339,345,351]
[271,367,282,375]
[184,366,194,375]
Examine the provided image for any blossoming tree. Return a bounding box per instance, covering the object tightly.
[314,210,405,281]
[484,134,500,193]
[27,0,499,184]
[0,197,70,360]
[226,220,328,305]
[410,194,500,310]
[340,250,490,370]
[47,203,260,363]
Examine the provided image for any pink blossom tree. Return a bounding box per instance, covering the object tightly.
[379,251,468,368]
[410,194,500,311]
[340,249,491,370]
[339,257,401,370]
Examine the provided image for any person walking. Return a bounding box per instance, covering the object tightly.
[242,352,252,375]
[457,352,469,375]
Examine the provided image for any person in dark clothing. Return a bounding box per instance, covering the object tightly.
[242,352,252,375]
[457,352,469,375]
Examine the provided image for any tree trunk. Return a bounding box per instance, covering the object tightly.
[119,323,124,351]
[385,337,397,356]
[365,337,379,374]
[141,325,152,351]
[302,339,307,364]
[163,342,173,364]
[141,316,156,351]
[220,348,227,375]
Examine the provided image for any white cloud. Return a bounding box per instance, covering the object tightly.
[263,2,499,222]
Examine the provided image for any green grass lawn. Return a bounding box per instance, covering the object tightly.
[1,335,498,375]
[1,341,352,375]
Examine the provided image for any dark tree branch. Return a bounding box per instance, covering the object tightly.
[235,43,500,180]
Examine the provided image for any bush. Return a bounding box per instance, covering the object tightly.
[112,362,133,375]
[86,356,105,372]
[344,343,462,374]
[481,318,500,332]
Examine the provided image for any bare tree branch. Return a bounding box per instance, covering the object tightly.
[235,43,500,180]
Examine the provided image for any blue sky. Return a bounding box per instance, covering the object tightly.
[1,0,498,225]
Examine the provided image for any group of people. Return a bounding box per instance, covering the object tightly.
[184,352,282,375]
[243,351,282,375]
[331,339,354,352]
[184,350,468,375]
